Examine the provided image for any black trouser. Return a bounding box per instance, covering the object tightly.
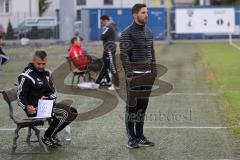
[95,52,111,84]
[125,73,155,139]
[26,103,78,138]
[125,92,150,139]
[95,51,119,86]
[0,48,8,65]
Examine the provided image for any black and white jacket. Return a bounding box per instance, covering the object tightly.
[120,21,157,76]
[17,63,56,110]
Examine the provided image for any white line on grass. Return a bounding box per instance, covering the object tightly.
[0,126,235,131]
[165,92,217,96]
[144,126,229,129]
[0,128,47,131]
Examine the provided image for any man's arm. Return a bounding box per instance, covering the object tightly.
[101,26,112,41]
[47,71,57,100]
[17,76,32,110]
[119,30,132,77]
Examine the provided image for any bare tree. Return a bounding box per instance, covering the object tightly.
[39,0,52,16]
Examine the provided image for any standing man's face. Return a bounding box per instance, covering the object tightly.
[32,56,47,72]
[133,7,148,25]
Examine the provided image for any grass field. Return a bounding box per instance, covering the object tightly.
[0,43,239,159]
[198,42,240,153]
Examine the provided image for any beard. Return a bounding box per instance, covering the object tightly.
[137,17,148,25]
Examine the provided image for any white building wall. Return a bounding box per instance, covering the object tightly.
[0,0,39,30]
[74,0,149,9]
[42,0,59,17]
[43,0,160,17]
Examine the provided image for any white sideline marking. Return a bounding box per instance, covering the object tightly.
[165,92,217,96]
[0,128,47,131]
[0,126,234,131]
[144,126,229,129]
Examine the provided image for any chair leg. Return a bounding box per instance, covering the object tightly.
[12,126,20,154]
[26,127,32,143]
[31,126,48,153]
[71,75,75,88]
[77,75,81,84]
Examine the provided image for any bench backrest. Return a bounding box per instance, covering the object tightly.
[1,87,18,123]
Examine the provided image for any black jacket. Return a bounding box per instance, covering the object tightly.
[101,21,117,45]
[17,63,56,110]
[120,21,157,76]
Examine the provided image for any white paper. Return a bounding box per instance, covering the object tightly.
[35,99,53,118]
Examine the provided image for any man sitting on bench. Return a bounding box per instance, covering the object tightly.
[17,50,78,148]
[68,36,89,71]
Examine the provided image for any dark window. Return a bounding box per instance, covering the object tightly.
[76,0,86,5]
[0,0,4,13]
[0,0,9,13]
[104,0,113,5]
[76,10,81,21]
[5,0,9,13]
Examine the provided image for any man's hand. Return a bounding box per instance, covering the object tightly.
[26,105,37,114]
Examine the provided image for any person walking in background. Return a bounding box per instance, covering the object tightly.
[93,15,119,90]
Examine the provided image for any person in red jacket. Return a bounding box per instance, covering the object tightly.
[68,36,89,71]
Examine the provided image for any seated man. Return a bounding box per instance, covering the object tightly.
[17,50,78,148]
[68,36,89,71]
[68,36,104,89]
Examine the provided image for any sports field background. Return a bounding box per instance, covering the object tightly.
[0,42,240,159]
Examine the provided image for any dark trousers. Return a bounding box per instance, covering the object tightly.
[125,73,155,139]
[0,48,8,65]
[96,51,119,86]
[96,52,111,84]
[26,103,78,138]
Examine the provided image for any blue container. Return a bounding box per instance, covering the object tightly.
[84,8,167,41]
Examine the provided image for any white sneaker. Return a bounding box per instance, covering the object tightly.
[91,83,100,89]
[108,84,120,91]
[78,82,97,89]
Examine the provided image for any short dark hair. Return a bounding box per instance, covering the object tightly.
[100,15,110,21]
[132,3,147,14]
[34,50,47,60]
[71,36,83,44]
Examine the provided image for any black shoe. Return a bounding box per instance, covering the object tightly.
[51,136,62,147]
[137,136,155,147]
[41,136,58,148]
[126,138,139,149]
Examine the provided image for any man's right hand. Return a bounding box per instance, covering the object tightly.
[26,105,37,114]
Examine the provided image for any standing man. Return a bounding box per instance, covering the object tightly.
[120,4,157,148]
[17,51,78,148]
[94,15,119,90]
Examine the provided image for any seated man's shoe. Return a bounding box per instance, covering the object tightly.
[137,136,155,147]
[108,84,120,91]
[41,136,58,148]
[51,136,62,147]
[126,138,139,149]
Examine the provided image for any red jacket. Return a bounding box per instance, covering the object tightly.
[68,44,89,70]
